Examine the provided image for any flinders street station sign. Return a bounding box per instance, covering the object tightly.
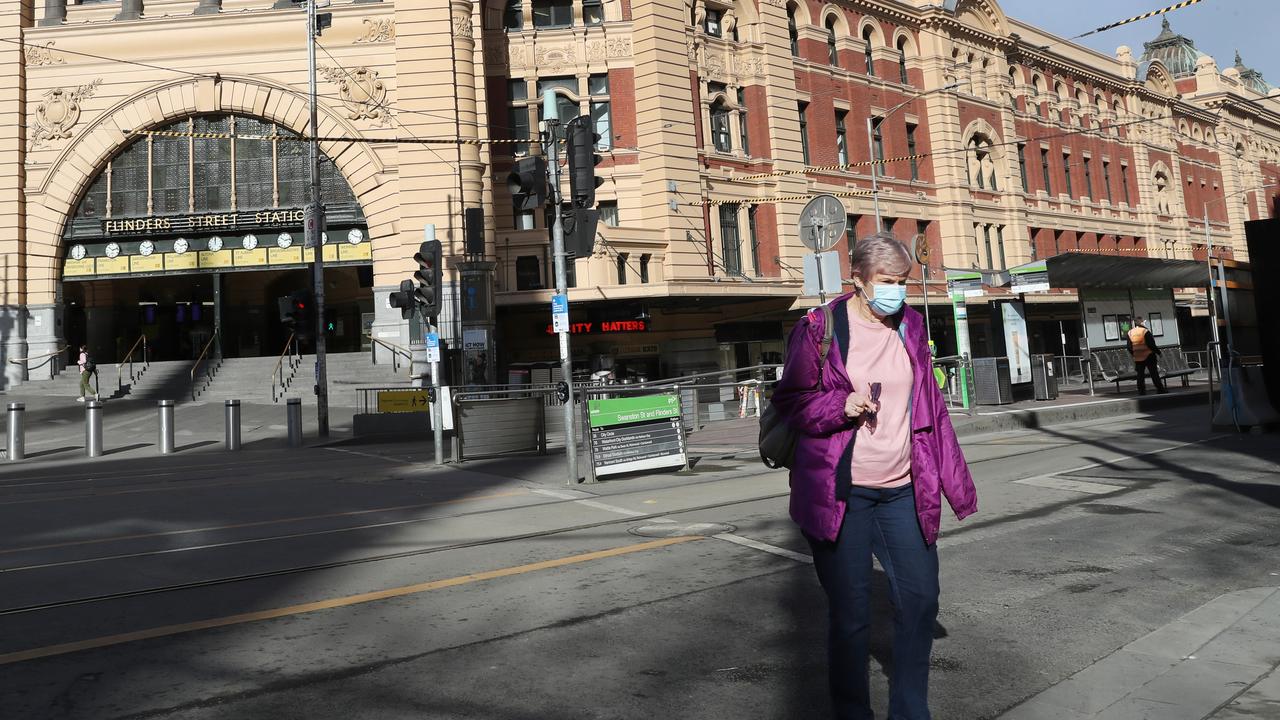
[102,208,308,236]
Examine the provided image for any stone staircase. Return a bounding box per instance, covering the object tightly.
[194,351,408,407]
[7,352,408,407]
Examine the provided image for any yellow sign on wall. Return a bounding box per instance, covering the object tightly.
[339,243,373,261]
[131,255,165,273]
[376,389,432,414]
[323,243,338,262]
[233,248,268,266]
[64,259,96,277]
[166,253,198,270]
[96,257,130,274]
[269,247,303,265]
[199,250,234,268]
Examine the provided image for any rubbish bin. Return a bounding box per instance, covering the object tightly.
[1031,354,1059,401]
[972,357,1014,405]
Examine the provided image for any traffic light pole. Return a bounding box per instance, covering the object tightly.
[306,0,329,437]
[543,92,579,484]
[429,315,444,466]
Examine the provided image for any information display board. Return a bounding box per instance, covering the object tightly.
[587,393,687,478]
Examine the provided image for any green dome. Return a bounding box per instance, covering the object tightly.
[1140,18,1204,77]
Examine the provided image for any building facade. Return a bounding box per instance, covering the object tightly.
[3,0,1278,388]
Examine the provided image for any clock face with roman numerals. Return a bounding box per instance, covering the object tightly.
[105,242,121,259]
[173,238,189,254]
[207,236,223,252]
[70,244,86,260]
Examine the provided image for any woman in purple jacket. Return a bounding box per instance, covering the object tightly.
[771,233,977,720]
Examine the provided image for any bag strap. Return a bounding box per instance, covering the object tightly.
[815,304,834,390]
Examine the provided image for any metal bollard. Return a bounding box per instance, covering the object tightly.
[158,400,175,454]
[86,400,104,458]
[6,403,25,461]
[286,398,303,447]
[224,399,241,451]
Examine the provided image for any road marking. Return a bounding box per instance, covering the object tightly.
[713,533,812,564]
[323,447,418,465]
[0,536,701,666]
[1011,436,1224,495]
[0,490,528,556]
[531,488,654,518]
[1014,476,1126,495]
[533,489,807,560]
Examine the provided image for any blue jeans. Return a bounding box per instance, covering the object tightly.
[807,483,940,720]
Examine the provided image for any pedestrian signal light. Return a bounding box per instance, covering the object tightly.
[507,156,548,212]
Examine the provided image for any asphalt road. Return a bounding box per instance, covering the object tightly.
[0,405,1276,719]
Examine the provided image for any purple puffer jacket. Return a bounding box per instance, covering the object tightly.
[770,293,977,545]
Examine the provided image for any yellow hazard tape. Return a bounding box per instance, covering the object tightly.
[1074,0,1203,38]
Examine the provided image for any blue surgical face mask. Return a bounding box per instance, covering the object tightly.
[867,283,907,316]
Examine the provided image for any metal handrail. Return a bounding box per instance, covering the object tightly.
[626,363,782,389]
[190,332,221,401]
[7,345,68,381]
[367,334,412,374]
[116,334,149,394]
[271,332,303,403]
[7,345,68,364]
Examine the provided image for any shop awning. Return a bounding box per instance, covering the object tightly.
[1005,254,1209,290]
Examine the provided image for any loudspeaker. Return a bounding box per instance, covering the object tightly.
[1244,218,1280,411]
[465,207,485,256]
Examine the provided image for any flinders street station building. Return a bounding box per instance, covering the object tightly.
[1,0,1278,389]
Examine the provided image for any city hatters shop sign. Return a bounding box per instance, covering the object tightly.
[103,208,306,236]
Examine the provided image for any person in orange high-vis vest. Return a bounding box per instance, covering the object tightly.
[1126,316,1167,395]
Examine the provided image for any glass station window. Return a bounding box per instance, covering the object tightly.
[110,141,149,217]
[234,116,275,211]
[193,116,232,212]
[151,125,190,215]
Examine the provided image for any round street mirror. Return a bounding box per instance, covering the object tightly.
[797,194,848,253]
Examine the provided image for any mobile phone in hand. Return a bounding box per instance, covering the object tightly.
[867,382,882,419]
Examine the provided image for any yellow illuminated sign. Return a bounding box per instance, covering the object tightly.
[323,243,338,262]
[376,389,432,414]
[131,255,164,273]
[96,257,130,274]
[269,247,303,265]
[339,243,372,261]
[166,253,198,270]
[63,259,96,276]
[233,248,268,266]
[199,250,234,268]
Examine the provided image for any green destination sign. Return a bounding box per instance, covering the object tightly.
[588,393,681,428]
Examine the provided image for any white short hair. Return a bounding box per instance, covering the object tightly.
[850,232,912,279]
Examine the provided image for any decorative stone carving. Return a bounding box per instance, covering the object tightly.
[762,0,787,7]
[1153,167,1173,215]
[29,79,100,150]
[735,54,765,79]
[25,42,65,66]
[354,17,396,44]
[606,37,631,59]
[508,45,527,69]
[318,66,391,125]
[534,45,575,74]
[484,39,510,66]
[453,13,473,39]
[587,40,607,62]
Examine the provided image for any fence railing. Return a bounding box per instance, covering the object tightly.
[271,332,302,403]
[367,335,412,374]
[7,345,68,381]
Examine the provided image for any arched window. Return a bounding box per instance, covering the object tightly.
[826,16,839,66]
[787,4,800,57]
[862,27,875,77]
[897,36,910,84]
[710,98,732,153]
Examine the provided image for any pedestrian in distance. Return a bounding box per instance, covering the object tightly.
[1125,316,1167,396]
[770,232,978,720]
[76,345,99,403]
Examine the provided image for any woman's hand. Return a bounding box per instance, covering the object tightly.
[844,391,876,419]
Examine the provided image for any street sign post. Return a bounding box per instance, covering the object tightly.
[551,294,569,334]
[802,251,842,299]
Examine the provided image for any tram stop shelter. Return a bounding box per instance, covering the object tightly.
[1001,253,1210,394]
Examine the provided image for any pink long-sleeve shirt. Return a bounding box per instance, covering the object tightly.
[846,311,914,489]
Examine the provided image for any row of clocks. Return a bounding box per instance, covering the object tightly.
[68,229,367,261]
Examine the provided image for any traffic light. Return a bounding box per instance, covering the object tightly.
[413,240,443,317]
[566,116,603,209]
[277,296,295,326]
[507,156,548,212]
[388,279,415,320]
[562,207,600,258]
[284,289,315,337]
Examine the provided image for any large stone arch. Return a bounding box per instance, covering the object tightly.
[1143,60,1177,97]
[30,75,394,288]
[951,0,1009,36]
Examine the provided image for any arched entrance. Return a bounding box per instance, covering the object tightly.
[60,114,374,362]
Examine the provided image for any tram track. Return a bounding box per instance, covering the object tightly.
[0,489,792,617]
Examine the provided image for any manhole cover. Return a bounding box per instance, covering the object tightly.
[629,522,735,538]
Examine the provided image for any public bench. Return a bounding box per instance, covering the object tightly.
[1090,347,1197,391]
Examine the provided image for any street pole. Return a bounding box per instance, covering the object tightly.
[305,0,329,437]
[425,226,444,466]
[1203,203,1221,364]
[544,91,579,484]
[867,116,882,232]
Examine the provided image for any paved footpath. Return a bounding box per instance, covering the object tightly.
[1001,587,1280,719]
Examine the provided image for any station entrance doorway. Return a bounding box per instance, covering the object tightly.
[63,265,373,364]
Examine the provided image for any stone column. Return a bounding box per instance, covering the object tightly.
[115,0,143,21]
[1,0,28,387]
[40,0,66,27]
